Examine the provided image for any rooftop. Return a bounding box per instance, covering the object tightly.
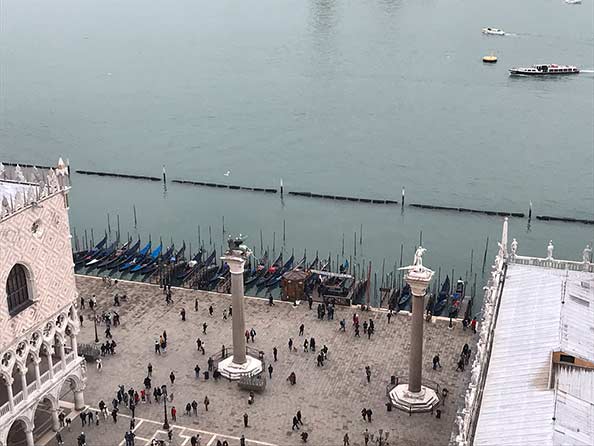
[473,261,594,446]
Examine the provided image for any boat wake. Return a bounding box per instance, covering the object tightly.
[580,69,594,73]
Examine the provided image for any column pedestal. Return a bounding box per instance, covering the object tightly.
[74,390,85,410]
[51,408,60,432]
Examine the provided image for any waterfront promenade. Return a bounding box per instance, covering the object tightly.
[60,276,474,446]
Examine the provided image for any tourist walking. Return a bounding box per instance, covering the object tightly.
[292,416,300,430]
[171,406,177,421]
[299,324,304,336]
[243,412,249,427]
[273,346,278,361]
[180,308,186,321]
[209,305,214,316]
[365,366,371,383]
[366,408,372,422]
[433,354,442,370]
[170,371,176,384]
[204,396,210,411]
[288,338,294,351]
[343,433,350,446]
[268,364,273,379]
[202,322,208,334]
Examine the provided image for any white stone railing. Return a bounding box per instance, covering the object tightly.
[40,370,50,384]
[13,391,24,406]
[510,255,593,272]
[65,351,76,364]
[27,381,38,394]
[450,255,507,445]
[0,402,10,417]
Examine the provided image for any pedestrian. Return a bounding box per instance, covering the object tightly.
[209,305,213,316]
[240,435,246,446]
[367,326,373,340]
[250,328,256,342]
[361,408,367,421]
[303,339,308,352]
[365,366,371,383]
[268,364,273,379]
[208,357,214,371]
[243,412,249,428]
[180,308,186,321]
[308,295,313,309]
[96,358,102,371]
[288,338,293,351]
[292,416,300,430]
[287,371,296,385]
[228,305,232,317]
[111,408,118,423]
[299,324,304,336]
[59,411,65,427]
[339,319,346,331]
[56,431,64,445]
[354,325,360,337]
[168,429,173,441]
[87,411,94,425]
[194,364,201,379]
[171,406,177,421]
[317,353,324,367]
[192,400,198,416]
[223,309,227,320]
[366,408,372,422]
[80,411,87,427]
[129,418,135,430]
[456,358,465,372]
[147,362,153,377]
[433,354,442,370]
[363,428,370,446]
[363,321,368,334]
[310,337,315,351]
[66,417,72,431]
[245,329,250,343]
[195,298,198,311]
[471,317,477,333]
[154,341,161,355]
[80,296,85,309]
[296,410,302,425]
[273,346,278,361]
[203,322,208,334]
[387,311,392,323]
[170,371,176,384]
[343,433,350,446]
[79,313,84,327]
[204,396,209,411]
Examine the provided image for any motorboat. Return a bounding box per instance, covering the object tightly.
[509,64,580,76]
[482,27,505,36]
[565,0,582,4]
[483,53,498,63]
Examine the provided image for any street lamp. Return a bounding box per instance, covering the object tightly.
[161,384,169,430]
[93,307,99,344]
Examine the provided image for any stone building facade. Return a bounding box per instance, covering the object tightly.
[0,161,85,446]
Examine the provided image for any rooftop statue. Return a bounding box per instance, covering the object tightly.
[546,240,554,260]
[583,245,592,264]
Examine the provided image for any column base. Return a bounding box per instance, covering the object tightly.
[389,384,440,413]
[217,355,263,380]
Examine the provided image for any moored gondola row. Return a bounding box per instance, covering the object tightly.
[73,233,474,322]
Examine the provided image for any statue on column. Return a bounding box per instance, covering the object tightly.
[413,246,426,268]
[546,240,554,259]
[583,245,592,264]
[511,239,518,257]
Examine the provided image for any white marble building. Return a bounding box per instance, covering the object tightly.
[0,161,86,446]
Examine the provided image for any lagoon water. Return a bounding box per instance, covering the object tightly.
[1,0,593,301]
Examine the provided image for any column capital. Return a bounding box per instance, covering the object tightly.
[18,366,29,375]
[4,376,14,386]
[221,254,246,274]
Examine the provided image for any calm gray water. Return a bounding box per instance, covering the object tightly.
[1,0,593,301]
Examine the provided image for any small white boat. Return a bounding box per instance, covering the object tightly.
[565,0,582,4]
[482,27,506,36]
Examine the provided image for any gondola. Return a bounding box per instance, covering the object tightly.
[117,241,151,272]
[180,249,216,285]
[432,276,450,316]
[74,235,108,266]
[254,253,283,288]
[244,252,270,287]
[98,239,140,270]
[265,255,302,290]
[175,251,203,281]
[447,278,465,318]
[139,244,174,276]
[206,263,230,290]
[398,283,412,311]
[169,242,186,264]
[85,240,119,268]
[130,244,163,273]
[260,255,295,290]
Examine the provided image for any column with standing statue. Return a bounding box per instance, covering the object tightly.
[217,235,263,380]
[389,246,440,412]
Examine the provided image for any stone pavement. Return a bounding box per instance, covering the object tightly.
[58,276,475,446]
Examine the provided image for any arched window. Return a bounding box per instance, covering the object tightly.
[7,264,33,316]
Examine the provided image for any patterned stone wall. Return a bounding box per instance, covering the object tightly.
[0,191,76,349]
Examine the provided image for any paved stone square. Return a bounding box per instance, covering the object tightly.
[59,276,474,446]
